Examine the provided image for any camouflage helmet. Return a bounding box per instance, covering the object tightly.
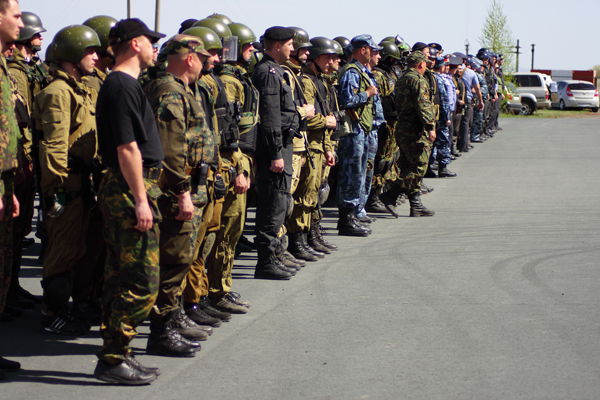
[331,40,343,56]
[17,12,46,43]
[228,22,256,60]
[193,18,232,39]
[307,37,336,61]
[183,26,222,51]
[207,13,233,25]
[333,36,350,49]
[52,25,101,63]
[378,40,400,60]
[288,27,311,50]
[82,15,118,55]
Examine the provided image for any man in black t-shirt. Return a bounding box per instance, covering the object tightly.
[93,18,166,386]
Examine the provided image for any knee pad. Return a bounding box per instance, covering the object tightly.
[41,272,72,314]
[285,195,294,219]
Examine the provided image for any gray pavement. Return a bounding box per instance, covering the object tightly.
[2,116,600,399]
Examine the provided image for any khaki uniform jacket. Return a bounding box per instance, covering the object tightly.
[33,67,97,197]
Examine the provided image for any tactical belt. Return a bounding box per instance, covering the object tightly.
[109,166,162,181]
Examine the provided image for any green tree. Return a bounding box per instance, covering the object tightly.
[479,0,516,73]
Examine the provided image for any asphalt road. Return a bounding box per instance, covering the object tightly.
[2,116,600,399]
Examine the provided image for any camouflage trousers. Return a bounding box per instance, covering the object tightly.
[0,172,14,315]
[337,129,378,214]
[183,186,218,305]
[430,125,452,166]
[96,170,161,364]
[287,150,324,234]
[372,123,399,193]
[395,130,433,196]
[471,106,483,140]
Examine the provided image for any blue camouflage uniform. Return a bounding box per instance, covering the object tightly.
[471,69,488,141]
[430,70,452,166]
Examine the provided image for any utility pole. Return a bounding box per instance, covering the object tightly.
[155,0,161,32]
[465,39,470,55]
[127,0,131,18]
[531,44,536,70]
[514,39,522,72]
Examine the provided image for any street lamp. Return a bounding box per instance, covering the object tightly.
[465,39,470,55]
[531,44,536,70]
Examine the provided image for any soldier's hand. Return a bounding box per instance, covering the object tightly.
[233,173,250,195]
[476,101,484,110]
[134,200,153,232]
[176,191,194,221]
[304,104,315,119]
[446,120,451,126]
[325,115,337,129]
[366,85,378,98]
[270,158,284,173]
[11,194,19,219]
[428,130,436,142]
[325,151,335,167]
[0,196,3,221]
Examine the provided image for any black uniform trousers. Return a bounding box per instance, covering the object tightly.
[457,103,473,152]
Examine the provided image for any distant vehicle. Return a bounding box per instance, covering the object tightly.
[552,80,599,112]
[513,72,552,112]
[503,83,522,114]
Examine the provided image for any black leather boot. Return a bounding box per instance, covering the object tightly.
[378,184,404,218]
[438,164,457,178]
[337,209,370,237]
[147,315,197,357]
[288,232,318,262]
[255,251,293,280]
[307,225,331,254]
[408,192,435,217]
[301,230,325,258]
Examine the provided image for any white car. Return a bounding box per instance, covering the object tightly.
[552,80,599,112]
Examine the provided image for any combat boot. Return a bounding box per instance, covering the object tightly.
[255,251,293,280]
[184,302,222,327]
[147,315,197,357]
[424,166,438,178]
[197,296,232,321]
[275,237,302,271]
[171,308,210,341]
[378,185,404,218]
[408,192,435,217]
[94,358,157,385]
[282,249,306,268]
[314,223,338,251]
[357,214,376,224]
[438,164,457,178]
[301,230,325,258]
[307,225,331,254]
[337,209,370,237]
[365,191,388,213]
[288,232,318,262]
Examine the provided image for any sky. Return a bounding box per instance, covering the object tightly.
[23,0,600,72]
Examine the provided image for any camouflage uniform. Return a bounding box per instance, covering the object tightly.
[371,67,399,197]
[144,69,216,318]
[471,70,488,141]
[0,55,20,315]
[393,67,435,195]
[183,73,222,304]
[32,65,97,314]
[7,48,47,299]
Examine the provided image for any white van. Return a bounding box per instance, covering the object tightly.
[513,72,553,111]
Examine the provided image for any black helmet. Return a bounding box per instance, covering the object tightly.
[83,15,118,55]
[16,12,46,42]
[288,27,311,50]
[52,25,101,63]
[207,13,233,25]
[228,22,256,61]
[333,36,350,49]
[378,40,400,61]
[331,40,343,56]
[307,37,336,61]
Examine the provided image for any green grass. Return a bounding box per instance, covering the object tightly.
[500,108,599,118]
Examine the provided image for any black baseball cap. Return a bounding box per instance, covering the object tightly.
[109,18,166,46]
